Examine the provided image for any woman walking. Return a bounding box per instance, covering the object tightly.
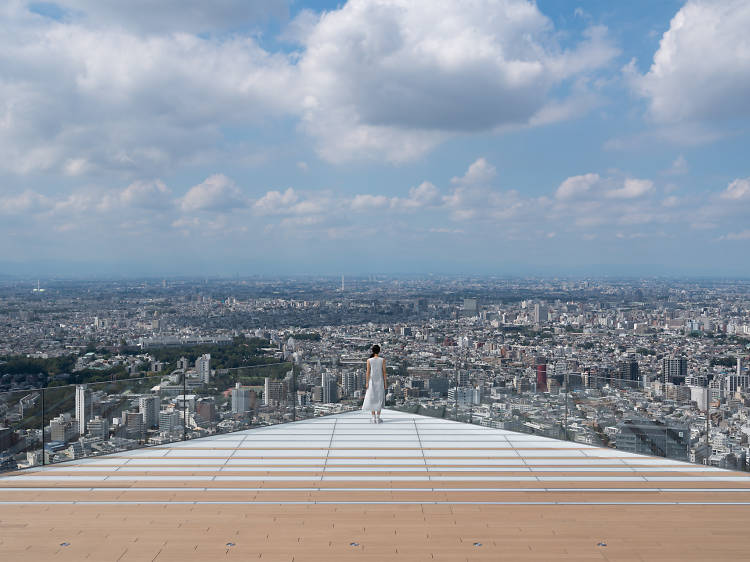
[362,344,386,423]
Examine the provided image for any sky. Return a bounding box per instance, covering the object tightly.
[1,0,750,277]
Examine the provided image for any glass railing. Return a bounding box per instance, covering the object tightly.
[0,361,358,474]
[394,374,726,470]
[1,366,727,473]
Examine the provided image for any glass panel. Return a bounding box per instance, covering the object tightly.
[0,388,44,473]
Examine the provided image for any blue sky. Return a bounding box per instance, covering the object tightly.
[2,0,750,276]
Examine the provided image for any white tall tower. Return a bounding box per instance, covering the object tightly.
[75,384,89,435]
[341,275,345,291]
[196,354,211,383]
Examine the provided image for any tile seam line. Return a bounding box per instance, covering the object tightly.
[3,500,750,506]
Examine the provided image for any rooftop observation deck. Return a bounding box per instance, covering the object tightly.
[2,409,750,561]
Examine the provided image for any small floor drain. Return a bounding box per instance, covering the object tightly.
[350,542,360,547]
[597,542,607,547]
[60,542,70,547]
[473,542,482,547]
[226,542,236,547]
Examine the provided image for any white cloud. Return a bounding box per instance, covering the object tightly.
[631,0,750,124]
[0,13,297,176]
[296,0,617,162]
[351,194,389,212]
[451,158,497,187]
[180,174,246,212]
[722,229,750,240]
[664,155,688,175]
[555,173,600,200]
[0,190,53,214]
[605,178,653,199]
[253,188,300,215]
[720,178,750,200]
[391,181,442,211]
[120,179,172,209]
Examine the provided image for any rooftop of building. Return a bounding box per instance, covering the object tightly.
[2,409,750,560]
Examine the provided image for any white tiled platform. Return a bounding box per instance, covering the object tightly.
[3,409,750,560]
[2,409,749,502]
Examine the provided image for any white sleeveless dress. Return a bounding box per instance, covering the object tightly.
[362,356,385,411]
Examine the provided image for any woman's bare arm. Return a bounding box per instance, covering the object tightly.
[382,359,387,389]
[365,359,371,389]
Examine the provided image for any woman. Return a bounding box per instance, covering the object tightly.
[362,344,386,423]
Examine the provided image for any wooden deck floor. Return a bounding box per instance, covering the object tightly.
[2,410,749,560]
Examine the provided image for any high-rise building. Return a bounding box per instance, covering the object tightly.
[726,373,749,395]
[322,374,338,404]
[533,304,548,324]
[49,413,75,443]
[124,411,144,441]
[75,384,89,436]
[264,377,286,405]
[195,354,211,383]
[616,358,640,384]
[342,371,365,396]
[195,397,217,423]
[427,377,450,396]
[138,396,160,429]
[448,386,480,406]
[231,383,255,414]
[616,420,689,461]
[535,357,548,393]
[461,298,478,317]
[87,416,109,439]
[662,356,688,383]
[159,410,180,435]
[457,371,470,387]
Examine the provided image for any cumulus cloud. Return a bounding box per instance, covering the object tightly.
[0,10,297,177]
[0,190,53,214]
[119,179,172,209]
[606,178,653,199]
[180,174,247,212]
[351,194,389,212]
[720,178,750,200]
[721,229,750,240]
[631,0,750,124]
[295,0,617,162]
[451,158,497,187]
[555,173,600,200]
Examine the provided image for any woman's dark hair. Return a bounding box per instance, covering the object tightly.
[370,344,381,358]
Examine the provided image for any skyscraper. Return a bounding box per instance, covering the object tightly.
[159,410,180,435]
[322,373,338,404]
[138,396,160,429]
[342,371,365,396]
[123,411,144,441]
[195,354,211,383]
[616,358,640,384]
[533,304,548,324]
[264,377,286,405]
[535,357,548,393]
[663,356,687,383]
[231,383,255,414]
[75,384,89,436]
[87,416,109,439]
[461,298,478,317]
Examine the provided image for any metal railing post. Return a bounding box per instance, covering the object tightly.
[41,387,45,466]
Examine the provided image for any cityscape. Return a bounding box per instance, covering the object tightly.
[3,0,750,558]
[2,276,749,473]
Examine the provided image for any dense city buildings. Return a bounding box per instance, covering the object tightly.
[1,275,750,472]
